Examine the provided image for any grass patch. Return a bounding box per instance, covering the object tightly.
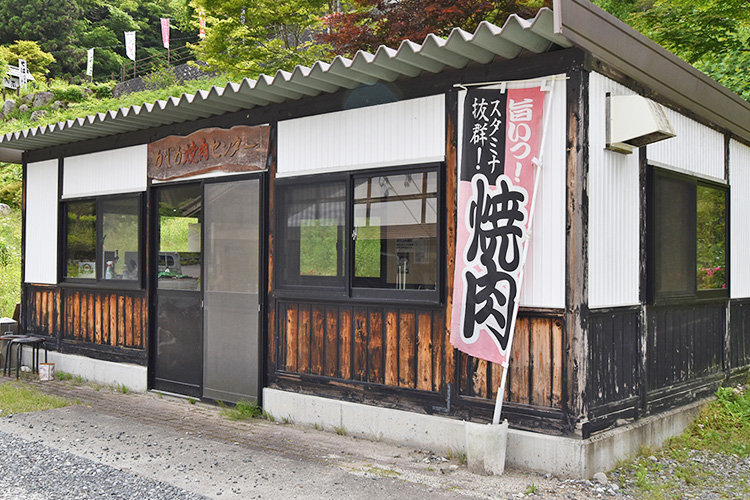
[0,76,235,137]
[219,400,264,421]
[612,382,750,499]
[447,448,467,464]
[669,385,750,456]
[0,381,72,416]
[366,466,401,479]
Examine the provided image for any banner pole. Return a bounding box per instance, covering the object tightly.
[493,364,509,424]
[491,160,540,424]
[491,80,556,425]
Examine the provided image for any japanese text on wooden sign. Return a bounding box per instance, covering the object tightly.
[148,125,270,181]
[450,86,545,365]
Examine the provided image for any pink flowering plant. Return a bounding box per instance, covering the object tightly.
[698,265,726,290]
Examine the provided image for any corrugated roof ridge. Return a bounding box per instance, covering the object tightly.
[0,8,562,150]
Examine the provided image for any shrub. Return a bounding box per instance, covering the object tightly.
[90,83,115,99]
[142,66,178,91]
[53,87,84,103]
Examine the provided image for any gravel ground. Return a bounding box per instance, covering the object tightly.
[0,430,208,500]
[609,448,750,500]
[0,378,747,499]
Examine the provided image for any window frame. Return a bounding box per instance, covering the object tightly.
[274,172,348,296]
[61,192,144,289]
[274,162,444,305]
[648,166,729,303]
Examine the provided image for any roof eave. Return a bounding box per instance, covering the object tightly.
[552,0,750,143]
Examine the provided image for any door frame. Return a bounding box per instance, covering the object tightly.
[147,172,268,402]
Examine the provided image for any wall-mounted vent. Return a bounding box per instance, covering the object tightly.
[606,94,676,154]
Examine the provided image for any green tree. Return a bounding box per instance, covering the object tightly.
[629,0,750,64]
[593,0,750,101]
[0,0,81,77]
[590,0,643,21]
[189,0,334,80]
[0,41,56,81]
[0,163,22,209]
[75,0,194,81]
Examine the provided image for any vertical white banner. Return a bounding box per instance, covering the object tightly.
[124,31,136,61]
[18,59,28,87]
[161,18,170,49]
[86,48,94,77]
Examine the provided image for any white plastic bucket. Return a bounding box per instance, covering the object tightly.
[39,362,55,381]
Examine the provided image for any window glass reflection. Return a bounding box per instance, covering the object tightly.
[65,200,96,279]
[101,197,140,281]
[353,171,438,290]
[158,185,202,290]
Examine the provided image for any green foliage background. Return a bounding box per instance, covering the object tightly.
[0,163,21,317]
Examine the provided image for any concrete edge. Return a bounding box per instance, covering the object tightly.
[21,351,147,393]
[262,388,708,478]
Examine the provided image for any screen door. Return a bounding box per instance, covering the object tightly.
[202,179,261,402]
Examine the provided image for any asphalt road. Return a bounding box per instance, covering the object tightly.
[0,379,614,499]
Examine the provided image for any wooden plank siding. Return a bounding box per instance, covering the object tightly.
[458,314,564,409]
[277,301,446,393]
[23,284,60,337]
[23,285,146,352]
[277,300,563,411]
[588,308,640,407]
[646,302,725,392]
[730,300,750,370]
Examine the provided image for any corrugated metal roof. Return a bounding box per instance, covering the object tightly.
[4,1,750,161]
[0,8,570,157]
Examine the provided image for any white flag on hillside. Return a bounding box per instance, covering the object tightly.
[124,31,136,61]
[86,48,94,77]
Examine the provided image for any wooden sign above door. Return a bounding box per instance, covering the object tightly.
[148,125,270,181]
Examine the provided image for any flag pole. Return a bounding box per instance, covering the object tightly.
[491,80,556,425]
[492,157,542,424]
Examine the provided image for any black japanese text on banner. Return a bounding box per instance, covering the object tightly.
[450,86,545,365]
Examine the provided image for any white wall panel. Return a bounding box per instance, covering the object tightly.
[277,96,445,176]
[587,73,641,309]
[25,159,58,284]
[647,108,724,180]
[63,145,147,198]
[730,139,750,299]
[518,79,567,309]
[457,77,567,309]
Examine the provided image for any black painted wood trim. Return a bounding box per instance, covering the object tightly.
[58,339,147,365]
[19,160,27,331]
[564,63,590,433]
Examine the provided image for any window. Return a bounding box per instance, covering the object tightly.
[65,200,96,279]
[696,185,727,291]
[277,180,346,288]
[63,194,142,284]
[157,184,202,291]
[650,168,727,299]
[352,171,438,291]
[276,164,442,302]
